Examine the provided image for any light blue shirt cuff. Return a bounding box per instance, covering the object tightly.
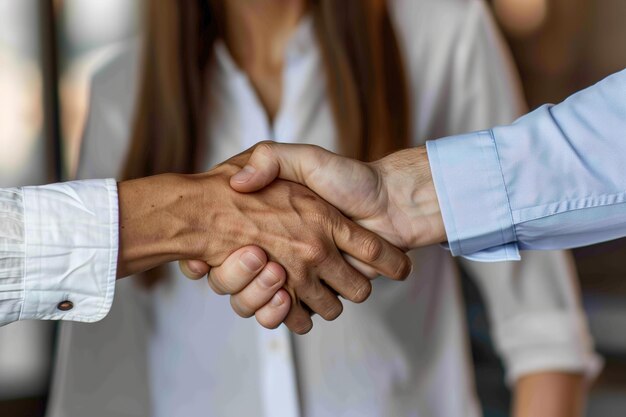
[426,131,520,261]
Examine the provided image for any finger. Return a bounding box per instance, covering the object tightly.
[230,262,286,318]
[296,278,344,321]
[230,142,329,193]
[284,307,313,335]
[343,254,380,280]
[283,295,314,335]
[334,221,412,281]
[255,289,291,329]
[286,263,345,321]
[317,252,373,304]
[207,246,267,295]
[179,260,211,280]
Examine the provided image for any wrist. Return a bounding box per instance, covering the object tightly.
[117,173,205,277]
[377,147,446,249]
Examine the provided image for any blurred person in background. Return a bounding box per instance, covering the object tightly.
[46,1,600,417]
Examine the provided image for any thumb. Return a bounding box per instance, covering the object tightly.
[230,142,323,193]
[179,260,211,280]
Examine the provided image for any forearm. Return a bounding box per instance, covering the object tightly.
[427,68,626,260]
[0,174,290,328]
[117,174,206,278]
[513,372,586,417]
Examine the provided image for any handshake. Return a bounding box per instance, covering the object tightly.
[117,142,445,334]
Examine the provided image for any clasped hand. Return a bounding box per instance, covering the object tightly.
[178,142,444,334]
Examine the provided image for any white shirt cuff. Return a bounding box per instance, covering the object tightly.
[15,179,119,324]
[493,311,603,385]
[0,188,25,326]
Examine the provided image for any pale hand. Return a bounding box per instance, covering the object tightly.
[229,142,446,268]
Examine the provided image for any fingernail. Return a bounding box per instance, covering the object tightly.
[232,165,256,183]
[240,251,263,272]
[188,262,204,274]
[259,268,279,288]
[270,293,285,307]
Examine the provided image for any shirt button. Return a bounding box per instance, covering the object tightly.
[57,301,74,311]
[269,338,284,352]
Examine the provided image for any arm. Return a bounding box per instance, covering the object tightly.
[230,69,626,259]
[513,372,585,417]
[1,167,411,331]
[427,68,626,259]
[443,8,597,404]
[461,253,598,417]
[118,166,411,334]
[445,5,596,409]
[0,179,289,328]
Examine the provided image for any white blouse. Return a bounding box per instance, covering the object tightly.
[47,1,600,417]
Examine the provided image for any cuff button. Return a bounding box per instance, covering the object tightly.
[57,301,74,311]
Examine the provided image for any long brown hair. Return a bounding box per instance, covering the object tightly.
[123,0,409,180]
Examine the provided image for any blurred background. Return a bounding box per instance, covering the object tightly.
[0,1,141,416]
[0,0,625,416]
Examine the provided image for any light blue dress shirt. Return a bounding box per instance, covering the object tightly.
[427,68,626,261]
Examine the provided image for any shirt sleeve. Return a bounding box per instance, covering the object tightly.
[433,0,601,383]
[0,179,118,326]
[427,68,626,260]
[460,252,602,384]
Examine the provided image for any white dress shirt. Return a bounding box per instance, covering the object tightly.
[0,180,118,327]
[47,1,600,417]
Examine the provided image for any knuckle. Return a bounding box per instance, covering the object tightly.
[255,142,276,159]
[307,144,332,168]
[304,242,330,264]
[361,235,384,263]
